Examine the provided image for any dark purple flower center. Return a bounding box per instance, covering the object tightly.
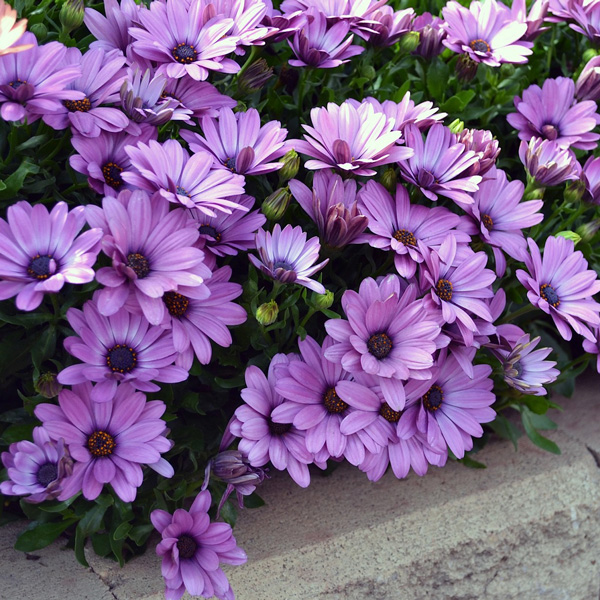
[323,387,348,414]
[171,43,198,64]
[127,252,150,278]
[513,360,524,378]
[379,402,402,423]
[469,39,490,53]
[273,260,294,271]
[9,79,26,89]
[106,344,137,373]
[267,417,292,435]
[37,462,58,487]
[176,185,191,198]
[27,254,53,280]
[87,430,116,457]
[482,214,493,230]
[393,229,416,246]
[64,97,92,112]
[223,157,236,171]
[198,224,222,242]
[177,535,198,559]
[436,278,453,301]
[164,291,190,317]
[540,283,560,307]
[367,332,393,359]
[422,384,444,412]
[541,124,559,141]
[102,162,124,189]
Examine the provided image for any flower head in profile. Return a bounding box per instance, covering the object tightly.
[570,0,600,44]
[35,382,174,502]
[516,235,600,342]
[0,0,33,56]
[366,6,414,46]
[507,77,600,150]
[250,224,329,294]
[575,56,600,102]
[181,107,289,175]
[455,128,500,177]
[0,427,73,503]
[0,201,102,311]
[582,155,600,204]
[412,12,446,59]
[442,0,532,66]
[151,490,247,600]
[294,100,413,176]
[518,137,582,187]
[511,0,550,40]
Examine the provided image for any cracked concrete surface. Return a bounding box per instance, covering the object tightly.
[1,374,600,600]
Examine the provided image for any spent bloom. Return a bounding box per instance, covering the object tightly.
[507,77,600,150]
[294,100,413,176]
[0,427,73,503]
[180,107,289,175]
[518,137,582,187]
[0,201,102,311]
[35,382,173,502]
[250,224,329,294]
[0,0,33,56]
[516,235,600,342]
[151,490,247,600]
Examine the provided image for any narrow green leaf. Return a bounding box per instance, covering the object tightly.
[14,519,76,552]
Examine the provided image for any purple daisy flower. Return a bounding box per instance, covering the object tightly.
[129,0,239,81]
[442,0,532,66]
[412,12,446,59]
[42,47,130,137]
[575,56,600,102]
[121,138,246,217]
[272,336,379,466]
[287,7,364,68]
[399,124,482,207]
[0,201,102,311]
[397,351,496,459]
[0,427,73,503]
[421,234,496,346]
[160,265,247,370]
[180,107,289,176]
[0,32,85,123]
[366,6,414,46]
[228,355,315,488]
[35,382,173,502]
[461,169,543,276]
[518,137,582,187]
[511,0,550,41]
[57,296,188,401]
[293,100,413,176]
[494,332,559,396]
[262,0,306,42]
[69,125,157,196]
[161,77,237,120]
[507,77,600,150]
[583,155,600,203]
[88,192,210,325]
[249,224,329,294]
[570,0,600,43]
[85,0,141,56]
[516,235,600,342]
[324,275,441,409]
[455,128,500,177]
[151,490,247,600]
[288,170,367,249]
[356,180,471,279]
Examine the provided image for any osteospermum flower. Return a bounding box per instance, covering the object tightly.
[180,107,289,175]
[228,355,315,487]
[122,139,246,217]
[324,275,441,409]
[366,5,414,46]
[0,201,102,311]
[0,32,84,122]
[455,128,500,177]
[518,137,582,187]
[89,192,210,325]
[0,427,73,503]
[42,47,129,137]
[397,351,496,459]
[288,170,367,249]
[511,0,550,41]
[129,0,239,81]
[575,56,600,102]
[0,0,33,56]
[507,77,600,150]
[356,181,470,279]
[57,297,188,401]
[70,125,157,195]
[85,0,141,55]
[250,224,328,293]
[583,325,600,372]
[151,490,247,600]
[516,235,600,341]
[161,77,236,119]
[412,12,446,59]
[210,0,272,53]
[35,382,174,502]
[570,0,600,43]
[583,155,600,203]
[399,124,482,207]
[294,100,413,176]
[442,0,532,66]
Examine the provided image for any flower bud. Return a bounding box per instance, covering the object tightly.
[29,23,48,41]
[380,167,397,194]
[583,48,599,63]
[311,289,334,310]
[60,0,85,33]
[278,150,300,183]
[35,372,62,399]
[361,65,377,81]
[564,179,586,203]
[448,118,464,134]
[262,187,291,221]
[256,300,279,326]
[576,219,600,241]
[237,59,273,96]
[555,230,582,245]
[399,31,420,53]
[456,54,478,83]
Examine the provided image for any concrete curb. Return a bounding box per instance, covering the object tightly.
[2,374,600,600]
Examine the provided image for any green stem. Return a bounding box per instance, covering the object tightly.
[296,68,308,117]
[235,46,259,81]
[546,26,556,74]
[499,303,537,324]
[299,308,316,330]
[269,280,283,301]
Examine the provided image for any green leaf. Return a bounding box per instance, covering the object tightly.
[78,494,113,536]
[522,395,550,415]
[14,519,76,552]
[243,492,265,509]
[488,414,521,450]
[128,524,154,547]
[459,454,487,469]
[521,406,561,454]
[112,521,132,541]
[219,500,237,528]
[74,524,88,567]
[427,60,450,101]
[0,159,40,200]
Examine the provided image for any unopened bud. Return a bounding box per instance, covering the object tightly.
[60,0,85,33]
[448,118,464,134]
[564,179,586,203]
[583,48,599,63]
[30,23,48,41]
[361,65,376,80]
[576,219,600,241]
[278,150,300,183]
[380,167,397,194]
[555,230,582,245]
[35,372,62,399]
[238,59,273,95]
[256,300,279,326]
[311,289,334,310]
[399,31,420,53]
[456,54,478,83]
[262,187,291,220]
